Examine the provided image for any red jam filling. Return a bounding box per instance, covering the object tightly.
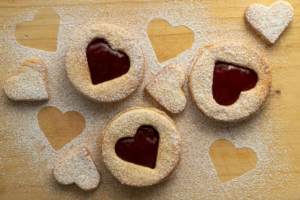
[86,39,130,85]
[115,125,159,169]
[212,62,258,106]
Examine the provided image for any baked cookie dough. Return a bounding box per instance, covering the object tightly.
[189,42,271,122]
[101,107,181,187]
[53,147,100,191]
[65,24,144,103]
[4,58,49,101]
[145,64,187,114]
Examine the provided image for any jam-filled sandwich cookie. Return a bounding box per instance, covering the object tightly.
[101,107,181,187]
[53,147,100,191]
[189,42,271,122]
[145,64,187,114]
[65,24,144,103]
[4,58,49,101]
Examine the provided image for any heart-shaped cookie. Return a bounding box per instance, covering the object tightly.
[145,64,186,114]
[37,106,85,151]
[147,19,194,63]
[213,62,258,106]
[14,8,60,52]
[115,125,159,169]
[53,147,100,190]
[86,39,130,85]
[4,59,49,101]
[245,1,293,44]
[209,139,258,183]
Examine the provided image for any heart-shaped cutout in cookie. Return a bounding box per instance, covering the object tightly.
[245,1,293,44]
[53,147,100,190]
[209,139,258,183]
[37,106,85,151]
[145,64,187,113]
[115,125,159,169]
[213,62,258,106]
[86,39,130,85]
[4,59,49,101]
[147,19,194,63]
[14,8,60,52]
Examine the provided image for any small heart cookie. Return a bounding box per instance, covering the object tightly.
[4,59,49,101]
[245,1,293,44]
[53,147,100,191]
[145,64,186,114]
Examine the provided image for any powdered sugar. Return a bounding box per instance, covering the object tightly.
[0,0,297,199]
[245,1,293,44]
[53,147,100,190]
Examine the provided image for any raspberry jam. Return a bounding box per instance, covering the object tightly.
[212,62,258,106]
[115,125,159,169]
[86,39,130,85]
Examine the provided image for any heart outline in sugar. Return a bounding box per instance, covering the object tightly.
[147,18,194,63]
[245,1,293,44]
[209,139,258,183]
[14,8,60,52]
[37,106,86,151]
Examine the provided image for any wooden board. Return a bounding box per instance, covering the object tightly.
[1,0,300,199]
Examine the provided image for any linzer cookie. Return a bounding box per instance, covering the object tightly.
[101,107,181,187]
[65,24,144,103]
[145,64,187,114]
[4,59,49,101]
[189,42,271,122]
[245,1,293,44]
[53,147,100,191]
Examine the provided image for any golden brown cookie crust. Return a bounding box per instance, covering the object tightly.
[53,147,100,191]
[4,58,49,101]
[101,107,181,187]
[189,42,272,122]
[145,64,187,114]
[65,24,144,103]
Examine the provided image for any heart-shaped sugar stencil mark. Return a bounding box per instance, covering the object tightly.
[14,8,60,52]
[147,19,194,63]
[4,59,49,101]
[209,139,258,183]
[115,125,159,169]
[245,1,293,44]
[53,147,100,190]
[145,64,187,114]
[38,106,85,151]
[213,62,258,106]
[86,39,130,85]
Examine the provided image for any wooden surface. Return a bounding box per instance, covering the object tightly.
[1,0,300,199]
[14,8,59,52]
[37,106,86,151]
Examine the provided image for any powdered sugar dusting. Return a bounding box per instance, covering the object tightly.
[245,1,293,44]
[53,147,100,191]
[0,0,298,199]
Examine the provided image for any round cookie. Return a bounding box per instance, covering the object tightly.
[101,107,181,187]
[189,42,271,122]
[65,24,144,103]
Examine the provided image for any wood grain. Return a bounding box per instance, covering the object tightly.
[1,0,300,199]
[14,8,59,52]
[147,18,194,63]
[209,139,258,183]
[37,106,86,151]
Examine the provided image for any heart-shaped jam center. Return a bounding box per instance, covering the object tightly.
[86,39,130,85]
[115,125,159,169]
[213,62,258,106]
